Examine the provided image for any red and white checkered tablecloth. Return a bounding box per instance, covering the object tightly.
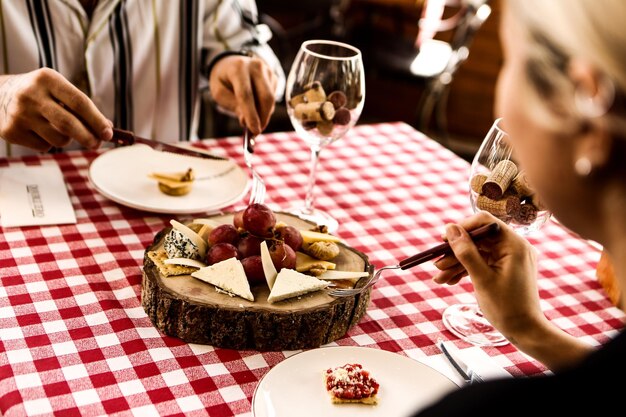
[1,122,623,416]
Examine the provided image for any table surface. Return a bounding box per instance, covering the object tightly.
[1,122,623,417]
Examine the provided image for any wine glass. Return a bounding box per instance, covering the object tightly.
[285,40,365,232]
[442,118,551,346]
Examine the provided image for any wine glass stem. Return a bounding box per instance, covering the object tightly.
[304,144,322,213]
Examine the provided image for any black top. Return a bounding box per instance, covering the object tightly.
[413,330,626,416]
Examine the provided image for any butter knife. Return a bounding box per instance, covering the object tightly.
[437,339,484,385]
[111,128,226,161]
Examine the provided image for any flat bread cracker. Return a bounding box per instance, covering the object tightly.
[147,250,197,277]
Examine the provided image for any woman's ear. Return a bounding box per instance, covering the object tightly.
[568,59,615,176]
[569,59,615,119]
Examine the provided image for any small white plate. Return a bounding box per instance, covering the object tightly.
[89,144,248,214]
[252,346,457,417]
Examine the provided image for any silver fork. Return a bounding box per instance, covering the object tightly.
[243,127,266,204]
[327,222,500,297]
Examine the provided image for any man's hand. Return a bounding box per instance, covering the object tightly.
[209,54,278,136]
[0,68,113,152]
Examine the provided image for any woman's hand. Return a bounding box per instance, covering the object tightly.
[209,54,278,136]
[434,211,594,370]
[0,68,112,152]
[433,211,544,339]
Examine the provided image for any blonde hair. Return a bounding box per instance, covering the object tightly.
[509,0,626,137]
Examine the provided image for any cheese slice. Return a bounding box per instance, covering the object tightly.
[315,270,369,280]
[267,269,329,303]
[260,240,278,290]
[148,174,192,189]
[299,230,342,244]
[295,251,336,272]
[163,257,206,269]
[191,257,254,301]
[170,219,208,257]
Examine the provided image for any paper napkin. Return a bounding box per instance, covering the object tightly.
[0,164,76,227]
[418,345,513,387]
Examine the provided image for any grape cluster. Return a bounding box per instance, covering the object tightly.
[206,203,303,285]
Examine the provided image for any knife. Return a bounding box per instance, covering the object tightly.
[437,339,484,385]
[111,128,226,161]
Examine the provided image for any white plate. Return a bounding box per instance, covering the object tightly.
[252,346,457,417]
[88,144,249,214]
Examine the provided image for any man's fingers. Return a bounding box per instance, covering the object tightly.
[6,130,53,152]
[32,121,72,148]
[249,61,277,131]
[45,70,112,141]
[40,100,100,149]
[231,73,262,135]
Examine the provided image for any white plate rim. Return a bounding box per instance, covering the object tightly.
[251,346,457,417]
[88,144,249,214]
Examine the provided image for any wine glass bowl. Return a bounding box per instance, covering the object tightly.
[443,118,551,347]
[468,118,551,235]
[285,40,365,231]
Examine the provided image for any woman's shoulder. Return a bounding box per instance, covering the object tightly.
[413,334,626,417]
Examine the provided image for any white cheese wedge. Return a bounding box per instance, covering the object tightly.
[267,269,329,304]
[315,270,369,280]
[163,257,206,269]
[260,240,278,290]
[299,230,342,244]
[191,218,223,228]
[295,251,336,272]
[191,257,254,301]
[170,219,208,257]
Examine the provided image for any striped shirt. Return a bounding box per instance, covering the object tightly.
[0,0,285,157]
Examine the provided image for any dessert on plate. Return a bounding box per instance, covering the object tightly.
[324,363,380,405]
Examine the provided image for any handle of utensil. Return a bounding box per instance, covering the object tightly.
[243,128,255,154]
[399,222,500,270]
[111,128,136,146]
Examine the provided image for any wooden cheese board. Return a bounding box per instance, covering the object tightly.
[141,212,372,351]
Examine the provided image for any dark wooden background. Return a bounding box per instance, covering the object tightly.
[204,0,503,161]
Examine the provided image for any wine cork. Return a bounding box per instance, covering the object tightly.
[304,81,326,103]
[476,194,520,220]
[510,171,533,197]
[470,174,488,194]
[294,101,335,122]
[317,120,334,135]
[513,203,538,225]
[289,92,308,108]
[482,160,518,200]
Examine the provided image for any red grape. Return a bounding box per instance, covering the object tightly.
[209,224,239,246]
[237,234,264,258]
[275,225,303,252]
[269,241,296,270]
[243,203,276,238]
[206,242,240,265]
[241,255,265,285]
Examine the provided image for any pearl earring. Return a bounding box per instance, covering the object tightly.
[574,157,592,176]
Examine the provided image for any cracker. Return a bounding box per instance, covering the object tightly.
[147,250,197,277]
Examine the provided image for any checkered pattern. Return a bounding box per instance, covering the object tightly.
[1,122,623,416]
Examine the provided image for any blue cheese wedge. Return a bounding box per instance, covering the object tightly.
[267,269,329,304]
[164,228,204,260]
[191,257,254,301]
